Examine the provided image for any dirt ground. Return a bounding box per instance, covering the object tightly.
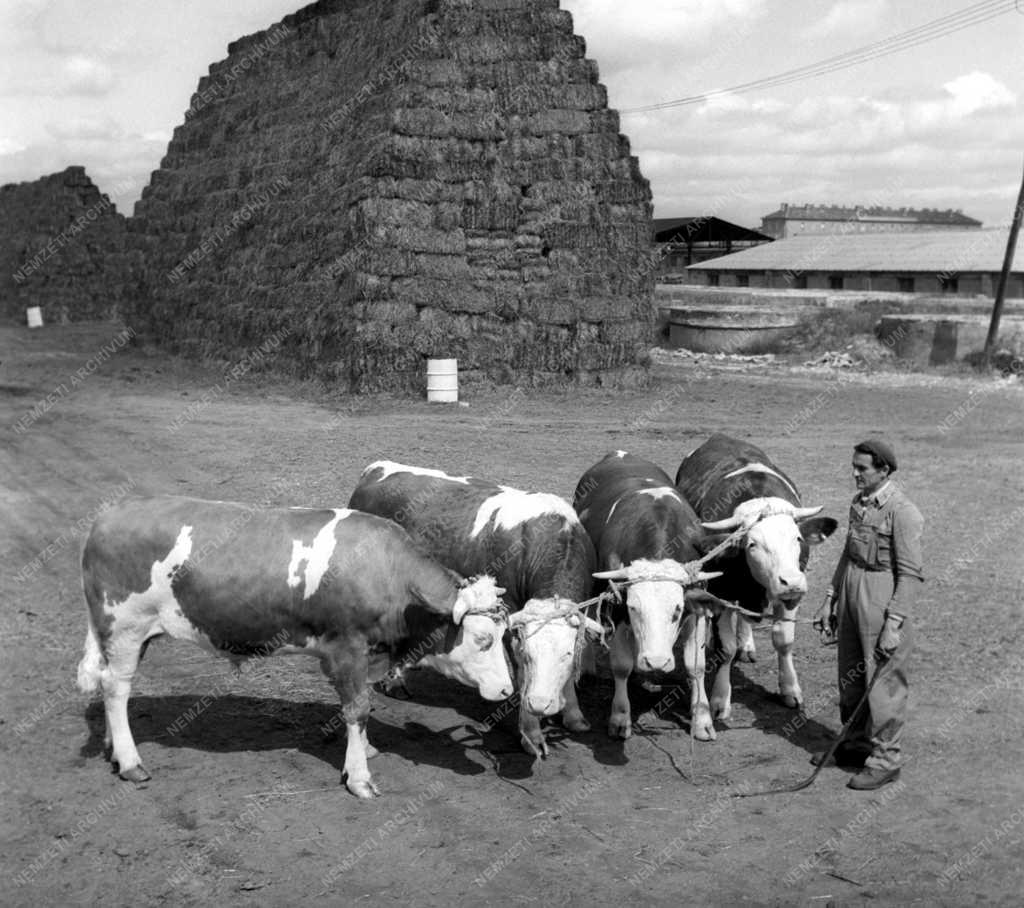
[2,322,1023,907]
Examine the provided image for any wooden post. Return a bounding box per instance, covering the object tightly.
[983,159,1024,365]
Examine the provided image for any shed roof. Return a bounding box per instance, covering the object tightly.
[653,216,772,245]
[687,228,1022,273]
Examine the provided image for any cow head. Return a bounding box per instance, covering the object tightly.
[701,497,838,604]
[423,576,514,701]
[593,558,722,672]
[508,597,603,716]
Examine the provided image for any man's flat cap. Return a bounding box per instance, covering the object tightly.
[854,439,897,472]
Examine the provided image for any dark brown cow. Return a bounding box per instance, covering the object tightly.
[676,433,837,714]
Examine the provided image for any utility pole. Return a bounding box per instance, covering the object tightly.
[983,158,1024,366]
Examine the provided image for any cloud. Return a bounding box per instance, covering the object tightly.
[60,55,116,94]
[563,0,766,74]
[0,137,29,156]
[943,70,1016,115]
[45,115,123,141]
[802,0,888,40]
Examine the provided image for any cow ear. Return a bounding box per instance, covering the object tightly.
[409,584,448,616]
[798,516,838,544]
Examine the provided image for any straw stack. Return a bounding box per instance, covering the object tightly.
[130,0,655,391]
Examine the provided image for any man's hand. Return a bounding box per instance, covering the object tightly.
[876,616,903,660]
[813,589,837,646]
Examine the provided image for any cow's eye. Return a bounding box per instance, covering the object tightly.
[474,634,493,651]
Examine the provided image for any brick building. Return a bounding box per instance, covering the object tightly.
[760,203,982,240]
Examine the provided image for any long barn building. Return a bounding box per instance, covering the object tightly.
[685,228,1024,297]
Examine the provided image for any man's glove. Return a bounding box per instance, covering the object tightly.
[875,614,904,660]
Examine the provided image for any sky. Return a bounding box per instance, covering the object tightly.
[1,0,1022,230]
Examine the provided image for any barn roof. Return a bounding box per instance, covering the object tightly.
[653,216,772,244]
[761,204,981,227]
[687,228,1023,273]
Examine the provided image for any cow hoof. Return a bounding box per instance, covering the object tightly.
[608,717,632,740]
[346,778,380,799]
[693,722,716,742]
[780,694,801,709]
[561,713,591,734]
[376,681,410,701]
[736,650,756,663]
[520,733,548,759]
[711,702,732,721]
[119,765,151,783]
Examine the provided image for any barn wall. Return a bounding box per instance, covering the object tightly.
[130,0,654,391]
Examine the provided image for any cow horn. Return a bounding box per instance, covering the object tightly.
[583,616,605,638]
[593,568,629,580]
[452,599,469,625]
[793,506,824,520]
[694,570,722,583]
[508,611,527,629]
[701,515,744,531]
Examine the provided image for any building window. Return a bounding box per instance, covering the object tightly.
[898,277,914,292]
[736,274,749,287]
[829,275,844,290]
[940,275,959,294]
[707,272,719,286]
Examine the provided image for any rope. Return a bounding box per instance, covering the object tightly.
[731,658,889,798]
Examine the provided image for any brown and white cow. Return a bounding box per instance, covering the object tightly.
[77,497,513,799]
[574,451,727,741]
[675,433,838,716]
[349,461,602,757]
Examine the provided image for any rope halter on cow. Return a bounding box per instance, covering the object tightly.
[593,558,723,594]
[700,500,824,537]
[452,575,510,626]
[508,597,604,683]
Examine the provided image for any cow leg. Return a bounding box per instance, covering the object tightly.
[322,647,380,799]
[518,707,548,758]
[608,623,635,739]
[682,614,715,741]
[736,616,757,662]
[772,600,802,709]
[560,679,590,733]
[360,725,380,759]
[100,631,150,782]
[710,611,739,720]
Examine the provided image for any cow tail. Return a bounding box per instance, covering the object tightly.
[76,617,105,694]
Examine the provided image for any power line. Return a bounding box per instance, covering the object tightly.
[622,0,1018,114]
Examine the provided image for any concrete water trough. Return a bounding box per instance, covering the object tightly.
[877,313,1024,366]
[665,305,803,354]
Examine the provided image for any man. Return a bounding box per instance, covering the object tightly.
[817,439,924,790]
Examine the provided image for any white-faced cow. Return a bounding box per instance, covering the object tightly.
[349,461,602,757]
[573,451,727,741]
[77,497,513,799]
[675,433,838,716]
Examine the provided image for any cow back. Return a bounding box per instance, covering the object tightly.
[675,433,802,520]
[82,496,458,654]
[351,463,595,608]
[575,451,705,567]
